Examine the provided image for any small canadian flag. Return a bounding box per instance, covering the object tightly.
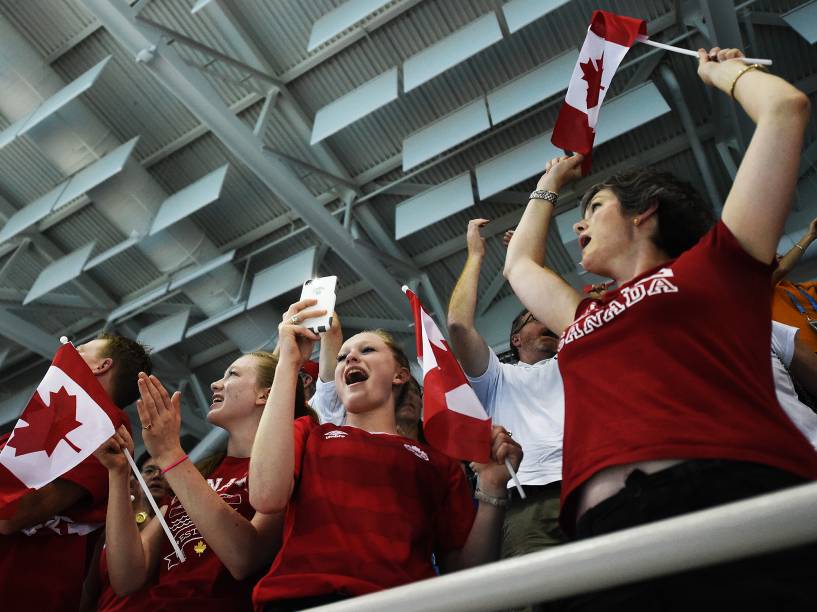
[0,343,121,513]
[403,286,491,463]
[552,10,646,174]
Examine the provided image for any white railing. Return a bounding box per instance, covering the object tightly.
[310,481,817,611]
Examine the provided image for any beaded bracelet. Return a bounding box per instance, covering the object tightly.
[162,454,189,475]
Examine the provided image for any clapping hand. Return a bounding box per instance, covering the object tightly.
[136,373,184,467]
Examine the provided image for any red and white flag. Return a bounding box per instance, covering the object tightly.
[403,286,491,463]
[0,343,120,512]
[552,10,646,174]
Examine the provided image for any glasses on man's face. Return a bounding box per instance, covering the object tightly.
[511,313,537,336]
[141,465,161,478]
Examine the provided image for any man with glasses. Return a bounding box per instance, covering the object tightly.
[448,219,565,572]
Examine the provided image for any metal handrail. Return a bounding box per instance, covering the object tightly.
[310,481,817,611]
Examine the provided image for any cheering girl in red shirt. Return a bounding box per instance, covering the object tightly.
[249,299,522,610]
[95,351,311,611]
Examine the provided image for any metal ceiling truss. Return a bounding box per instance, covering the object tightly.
[81,0,413,330]
[136,0,445,318]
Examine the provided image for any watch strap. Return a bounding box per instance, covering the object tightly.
[529,189,558,204]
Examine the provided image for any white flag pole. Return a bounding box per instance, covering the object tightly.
[123,448,186,563]
[504,459,526,500]
[636,35,772,66]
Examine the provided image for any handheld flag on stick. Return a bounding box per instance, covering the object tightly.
[404,286,492,463]
[123,447,186,563]
[0,342,122,512]
[553,10,773,175]
[403,286,525,497]
[552,10,646,175]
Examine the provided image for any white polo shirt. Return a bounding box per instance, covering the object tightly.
[771,321,817,450]
[467,350,564,487]
[311,377,345,426]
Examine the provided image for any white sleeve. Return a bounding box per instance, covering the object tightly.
[771,321,798,367]
[310,377,346,425]
[465,349,502,418]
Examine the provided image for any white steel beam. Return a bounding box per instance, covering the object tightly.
[0,309,59,359]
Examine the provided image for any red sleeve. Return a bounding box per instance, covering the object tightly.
[690,219,775,283]
[433,459,476,555]
[292,416,317,481]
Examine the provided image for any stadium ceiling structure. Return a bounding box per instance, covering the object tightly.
[1,0,816,454]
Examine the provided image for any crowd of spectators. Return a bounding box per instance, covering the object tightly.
[1,46,817,611]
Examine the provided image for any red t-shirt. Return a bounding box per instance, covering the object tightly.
[0,411,129,612]
[97,547,153,612]
[253,418,476,607]
[557,221,817,530]
[147,455,257,611]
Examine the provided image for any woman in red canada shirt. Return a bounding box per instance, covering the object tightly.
[504,48,817,608]
[95,351,311,611]
[249,299,522,610]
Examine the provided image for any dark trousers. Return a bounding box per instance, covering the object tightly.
[557,460,817,611]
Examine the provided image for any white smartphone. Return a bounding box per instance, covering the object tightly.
[298,276,337,333]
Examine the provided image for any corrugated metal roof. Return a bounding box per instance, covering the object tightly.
[0,135,66,206]
[0,0,96,60]
[52,28,201,162]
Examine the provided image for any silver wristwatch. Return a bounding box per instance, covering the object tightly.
[529,189,558,204]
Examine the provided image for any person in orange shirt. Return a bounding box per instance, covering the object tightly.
[772,216,817,352]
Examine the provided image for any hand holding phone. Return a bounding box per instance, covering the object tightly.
[297,276,337,333]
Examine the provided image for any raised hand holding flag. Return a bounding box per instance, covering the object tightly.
[553,10,772,175]
[552,10,646,174]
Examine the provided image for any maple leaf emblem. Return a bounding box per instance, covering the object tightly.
[580,53,605,109]
[7,387,83,457]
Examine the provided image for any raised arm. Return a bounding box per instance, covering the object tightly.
[447,219,492,377]
[136,374,283,580]
[318,312,343,383]
[443,426,522,571]
[310,311,347,425]
[699,48,812,263]
[250,299,322,513]
[772,216,817,285]
[503,156,584,334]
[94,426,164,595]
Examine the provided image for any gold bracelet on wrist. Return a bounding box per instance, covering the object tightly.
[729,63,768,100]
[795,243,806,252]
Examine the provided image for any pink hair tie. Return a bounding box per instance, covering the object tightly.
[162,454,189,475]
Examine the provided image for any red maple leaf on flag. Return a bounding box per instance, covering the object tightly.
[580,53,605,109]
[7,387,83,457]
